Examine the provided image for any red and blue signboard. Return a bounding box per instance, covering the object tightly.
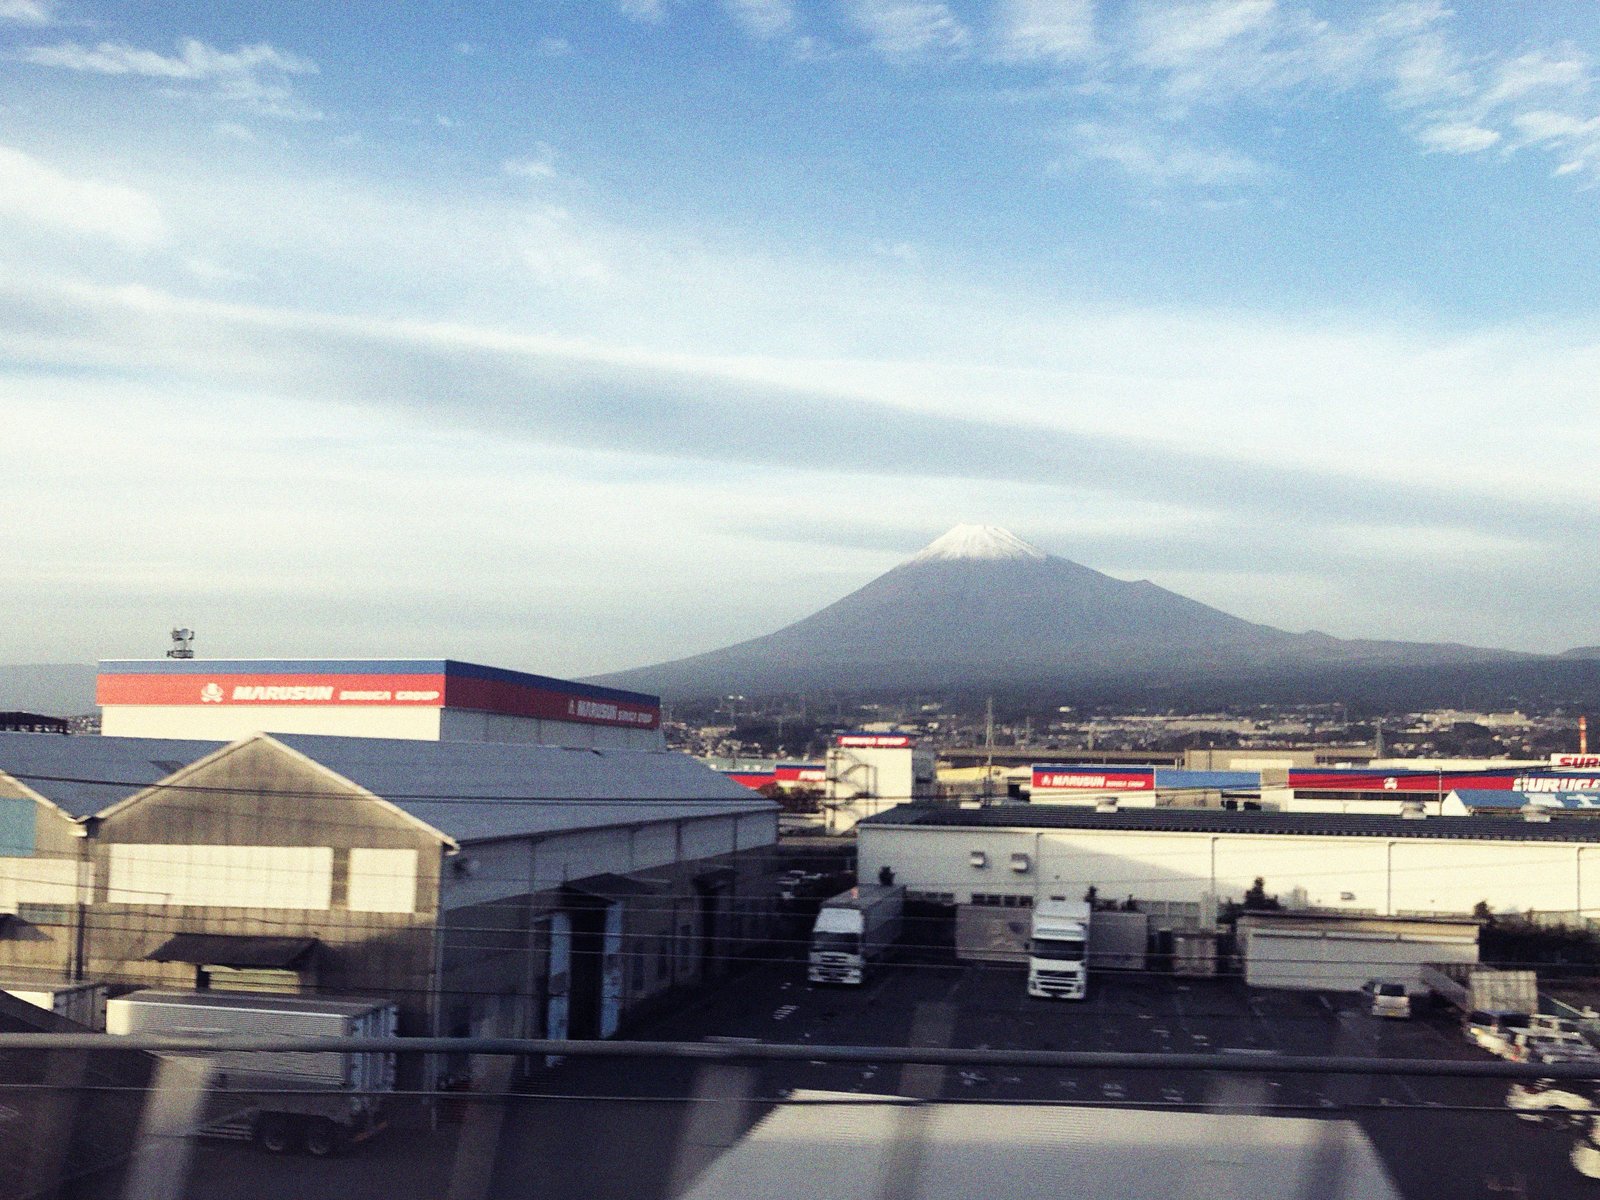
[775,762,825,784]
[1032,766,1156,791]
[96,659,660,730]
[1287,768,1600,793]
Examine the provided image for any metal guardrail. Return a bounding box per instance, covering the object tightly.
[9,1033,1600,1080]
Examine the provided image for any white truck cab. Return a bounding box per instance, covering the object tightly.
[807,884,904,985]
[1027,898,1091,1000]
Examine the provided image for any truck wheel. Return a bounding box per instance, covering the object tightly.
[255,1115,299,1154]
[303,1119,344,1158]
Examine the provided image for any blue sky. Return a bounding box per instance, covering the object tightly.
[2,0,1599,674]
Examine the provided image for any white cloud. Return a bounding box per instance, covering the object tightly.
[536,36,572,56]
[996,1,1600,188]
[21,38,315,80]
[724,0,794,38]
[0,0,52,24]
[872,240,922,265]
[19,37,320,118]
[848,0,970,60]
[517,207,611,285]
[618,0,668,22]
[1067,121,1265,186]
[503,143,562,181]
[1132,0,1277,70]
[1514,110,1600,144]
[0,143,164,245]
[1482,51,1589,109]
[1418,122,1500,154]
[992,0,1095,63]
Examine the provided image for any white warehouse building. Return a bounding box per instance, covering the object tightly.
[858,805,1600,921]
[823,733,937,835]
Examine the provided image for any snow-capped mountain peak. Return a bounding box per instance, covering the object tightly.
[909,524,1047,563]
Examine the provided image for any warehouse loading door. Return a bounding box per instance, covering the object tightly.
[694,869,735,980]
[600,902,624,1039]
[546,912,571,1050]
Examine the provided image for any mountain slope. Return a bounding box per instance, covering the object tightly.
[596,525,1524,698]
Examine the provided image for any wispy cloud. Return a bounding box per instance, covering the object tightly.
[0,0,52,25]
[1066,121,1266,187]
[991,0,1096,63]
[979,1,1600,189]
[19,37,321,118]
[0,143,164,245]
[848,0,970,60]
[724,0,794,39]
[1418,122,1500,154]
[618,0,668,23]
[503,143,562,181]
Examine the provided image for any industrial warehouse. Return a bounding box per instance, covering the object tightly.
[859,803,1600,919]
[0,659,779,1088]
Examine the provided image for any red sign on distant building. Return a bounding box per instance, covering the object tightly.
[775,763,825,783]
[1032,767,1155,791]
[836,734,916,749]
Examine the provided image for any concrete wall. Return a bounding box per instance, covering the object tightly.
[101,705,445,741]
[103,703,666,749]
[0,778,84,978]
[860,822,1600,918]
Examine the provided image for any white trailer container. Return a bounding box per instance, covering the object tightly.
[1028,899,1091,1000]
[106,989,398,1155]
[0,979,107,1030]
[808,885,905,985]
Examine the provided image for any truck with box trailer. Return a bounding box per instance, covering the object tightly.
[807,884,904,985]
[1028,899,1091,1000]
[105,989,398,1155]
[0,979,107,1029]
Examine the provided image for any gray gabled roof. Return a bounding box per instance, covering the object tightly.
[270,733,775,844]
[0,732,224,818]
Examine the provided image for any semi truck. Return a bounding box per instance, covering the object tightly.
[1027,898,1091,1000]
[106,989,398,1155]
[807,884,904,985]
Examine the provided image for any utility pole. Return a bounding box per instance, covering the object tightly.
[984,697,995,797]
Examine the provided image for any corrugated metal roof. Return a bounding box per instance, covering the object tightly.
[860,802,1600,843]
[0,732,776,844]
[0,732,224,818]
[271,734,777,844]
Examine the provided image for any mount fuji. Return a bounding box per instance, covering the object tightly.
[594,525,1527,700]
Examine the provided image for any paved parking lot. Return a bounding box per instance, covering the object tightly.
[180,951,1598,1200]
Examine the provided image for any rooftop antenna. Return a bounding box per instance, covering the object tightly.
[167,628,195,660]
